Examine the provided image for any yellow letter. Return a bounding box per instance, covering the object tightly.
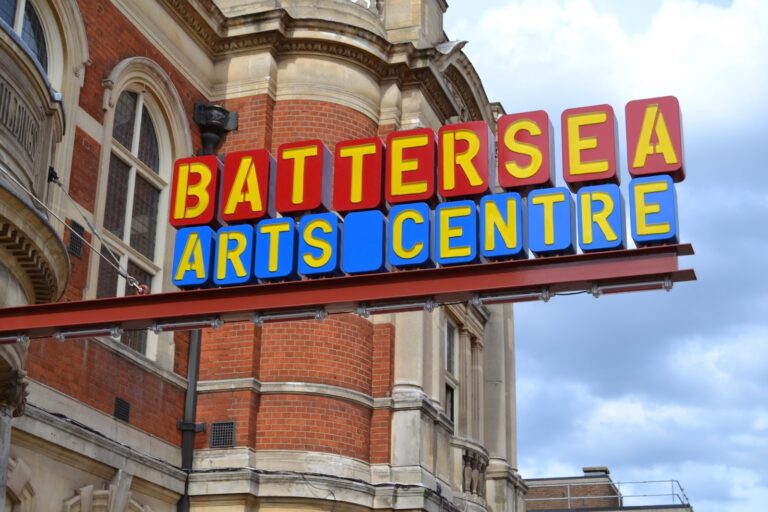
[439,206,472,258]
[484,199,518,252]
[633,104,678,168]
[567,112,608,175]
[174,233,206,281]
[302,219,333,268]
[216,231,248,279]
[634,181,670,235]
[224,156,263,215]
[390,135,429,196]
[260,222,291,272]
[339,143,377,203]
[392,209,425,259]
[503,119,543,179]
[282,146,319,204]
[580,192,617,245]
[174,162,212,220]
[442,129,483,190]
[531,192,566,245]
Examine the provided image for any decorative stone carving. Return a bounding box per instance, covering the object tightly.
[462,448,488,498]
[62,470,153,512]
[0,369,28,417]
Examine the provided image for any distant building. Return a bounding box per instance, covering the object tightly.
[525,467,694,512]
[1,1,524,511]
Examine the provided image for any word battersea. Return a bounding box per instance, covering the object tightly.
[170,96,684,287]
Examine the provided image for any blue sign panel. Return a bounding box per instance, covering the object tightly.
[388,203,433,268]
[172,226,215,287]
[213,225,256,286]
[298,213,341,277]
[528,187,575,256]
[342,210,387,274]
[629,175,679,246]
[577,184,626,252]
[254,217,297,280]
[480,192,526,260]
[434,200,478,265]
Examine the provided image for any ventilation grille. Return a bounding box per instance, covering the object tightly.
[68,221,85,258]
[114,397,130,422]
[210,421,235,448]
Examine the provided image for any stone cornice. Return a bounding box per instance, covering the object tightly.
[156,0,464,120]
[197,377,375,408]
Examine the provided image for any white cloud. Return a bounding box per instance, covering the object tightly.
[450,0,768,123]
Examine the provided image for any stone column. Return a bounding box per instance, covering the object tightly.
[0,369,27,510]
[458,328,472,437]
[471,340,483,442]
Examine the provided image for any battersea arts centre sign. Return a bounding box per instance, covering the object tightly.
[169,96,684,288]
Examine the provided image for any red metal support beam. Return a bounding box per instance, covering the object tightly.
[0,244,695,341]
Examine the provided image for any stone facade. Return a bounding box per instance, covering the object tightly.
[1,1,523,511]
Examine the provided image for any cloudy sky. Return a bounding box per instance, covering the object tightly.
[444,1,768,511]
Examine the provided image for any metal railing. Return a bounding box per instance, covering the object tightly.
[525,479,691,509]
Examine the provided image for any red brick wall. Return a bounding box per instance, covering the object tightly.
[270,100,378,152]
[68,128,100,213]
[370,322,394,463]
[221,95,275,152]
[372,323,394,399]
[199,322,261,381]
[61,219,90,302]
[526,482,621,510]
[27,337,184,445]
[255,394,370,460]
[196,390,259,448]
[259,314,373,394]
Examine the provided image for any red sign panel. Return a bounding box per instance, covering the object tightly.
[332,137,384,212]
[275,140,332,214]
[385,128,436,204]
[169,155,219,227]
[497,110,554,190]
[438,121,493,198]
[561,104,618,191]
[625,96,685,182]
[220,150,274,222]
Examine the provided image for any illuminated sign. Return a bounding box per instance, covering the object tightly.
[170,96,684,288]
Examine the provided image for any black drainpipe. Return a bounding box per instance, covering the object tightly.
[176,103,238,512]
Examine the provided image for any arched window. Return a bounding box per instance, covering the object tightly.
[96,89,166,353]
[92,57,192,360]
[1,0,48,72]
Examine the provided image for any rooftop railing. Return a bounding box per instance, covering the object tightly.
[525,479,691,510]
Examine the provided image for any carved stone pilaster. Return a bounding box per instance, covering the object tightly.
[0,369,29,417]
[462,448,488,498]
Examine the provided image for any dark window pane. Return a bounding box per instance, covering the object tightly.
[104,154,130,238]
[138,106,159,173]
[446,322,456,374]
[445,384,455,422]
[21,2,47,72]
[122,261,151,353]
[130,174,159,259]
[0,0,16,27]
[113,92,137,149]
[96,247,120,299]
[121,330,147,355]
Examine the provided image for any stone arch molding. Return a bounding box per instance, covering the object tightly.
[63,470,153,512]
[101,57,193,159]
